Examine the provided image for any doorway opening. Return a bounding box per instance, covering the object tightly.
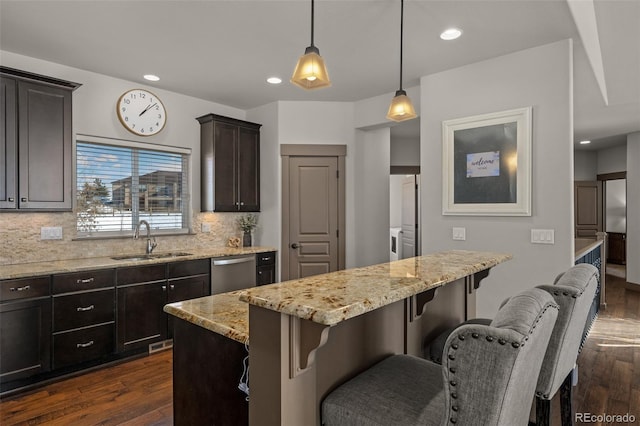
[599,172,627,278]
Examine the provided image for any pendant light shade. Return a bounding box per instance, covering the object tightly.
[387,89,417,120]
[387,0,416,122]
[291,0,331,90]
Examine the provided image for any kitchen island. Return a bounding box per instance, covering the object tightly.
[165,249,511,426]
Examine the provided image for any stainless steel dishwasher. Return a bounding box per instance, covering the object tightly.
[210,254,256,295]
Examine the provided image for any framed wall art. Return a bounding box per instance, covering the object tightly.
[442,107,532,216]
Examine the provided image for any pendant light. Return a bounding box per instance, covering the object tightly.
[291,0,331,90]
[386,0,417,121]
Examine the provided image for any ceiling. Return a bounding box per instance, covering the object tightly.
[1,0,638,151]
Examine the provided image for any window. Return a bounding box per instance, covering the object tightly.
[76,135,191,237]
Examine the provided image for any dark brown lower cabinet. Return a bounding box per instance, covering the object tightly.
[117,279,168,352]
[256,251,276,286]
[0,296,51,383]
[167,274,209,340]
[173,317,248,426]
[117,261,210,352]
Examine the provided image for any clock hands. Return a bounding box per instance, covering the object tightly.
[139,102,158,117]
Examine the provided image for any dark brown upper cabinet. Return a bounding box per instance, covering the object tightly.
[197,114,261,212]
[0,67,80,211]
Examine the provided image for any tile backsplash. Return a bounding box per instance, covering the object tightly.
[0,211,251,265]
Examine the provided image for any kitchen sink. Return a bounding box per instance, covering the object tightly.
[111,252,192,261]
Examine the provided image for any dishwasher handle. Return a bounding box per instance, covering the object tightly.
[213,256,255,266]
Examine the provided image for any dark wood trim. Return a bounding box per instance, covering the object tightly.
[390,165,420,175]
[626,282,640,293]
[597,171,626,181]
[0,66,81,90]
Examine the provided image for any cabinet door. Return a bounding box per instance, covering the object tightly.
[213,121,238,211]
[0,297,51,382]
[256,265,275,286]
[167,274,209,339]
[0,76,17,209]
[17,81,72,210]
[117,281,167,352]
[237,126,260,211]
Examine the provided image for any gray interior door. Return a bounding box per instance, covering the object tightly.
[288,156,339,279]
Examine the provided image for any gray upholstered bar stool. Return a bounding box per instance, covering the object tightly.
[426,263,599,426]
[321,288,559,426]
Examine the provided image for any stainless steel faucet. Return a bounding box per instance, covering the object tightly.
[134,220,157,254]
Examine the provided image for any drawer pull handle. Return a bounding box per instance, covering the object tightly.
[261,257,271,261]
[10,285,31,292]
[170,284,175,290]
[76,277,95,284]
[77,305,95,312]
[77,340,94,348]
[162,285,167,291]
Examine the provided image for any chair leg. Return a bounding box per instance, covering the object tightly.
[560,372,574,426]
[536,397,551,426]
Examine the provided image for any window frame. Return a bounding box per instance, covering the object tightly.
[74,134,192,239]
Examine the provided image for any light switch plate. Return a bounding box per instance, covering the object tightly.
[452,227,466,241]
[41,226,63,240]
[531,229,555,244]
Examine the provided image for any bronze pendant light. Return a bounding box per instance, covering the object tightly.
[291,0,331,89]
[387,0,417,121]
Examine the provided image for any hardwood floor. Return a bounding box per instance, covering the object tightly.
[0,351,173,425]
[0,270,637,425]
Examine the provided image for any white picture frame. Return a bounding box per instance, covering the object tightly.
[442,107,532,216]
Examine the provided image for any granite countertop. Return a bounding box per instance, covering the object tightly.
[239,250,511,326]
[164,250,510,341]
[164,291,249,344]
[0,246,276,280]
[575,238,603,260]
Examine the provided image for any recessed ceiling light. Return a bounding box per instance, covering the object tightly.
[143,74,160,82]
[580,140,591,145]
[440,28,462,41]
[267,77,282,85]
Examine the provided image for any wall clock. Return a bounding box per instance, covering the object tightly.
[116,89,167,136]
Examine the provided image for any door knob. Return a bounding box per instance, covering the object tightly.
[291,243,300,249]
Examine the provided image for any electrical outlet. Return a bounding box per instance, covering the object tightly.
[531,229,555,244]
[41,226,63,240]
[452,227,466,241]
[201,222,211,233]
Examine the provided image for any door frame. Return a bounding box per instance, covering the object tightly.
[281,144,346,281]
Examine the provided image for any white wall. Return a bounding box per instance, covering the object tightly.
[1,50,245,215]
[246,102,279,251]
[627,132,640,287]
[390,175,404,228]
[354,128,391,267]
[391,137,420,167]
[598,144,627,174]
[420,40,575,317]
[574,150,597,180]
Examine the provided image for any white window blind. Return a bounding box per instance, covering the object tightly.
[76,137,190,237]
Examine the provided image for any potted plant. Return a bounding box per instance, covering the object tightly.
[237,214,258,247]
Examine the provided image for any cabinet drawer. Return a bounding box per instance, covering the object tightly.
[117,264,166,286]
[256,251,276,266]
[0,276,50,302]
[168,259,209,278]
[53,289,115,332]
[53,269,115,294]
[53,323,114,369]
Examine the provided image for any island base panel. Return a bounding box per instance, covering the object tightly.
[172,318,248,426]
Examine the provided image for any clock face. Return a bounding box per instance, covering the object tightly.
[117,89,167,136]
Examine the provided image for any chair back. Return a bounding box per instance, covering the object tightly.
[534,263,599,399]
[442,288,558,425]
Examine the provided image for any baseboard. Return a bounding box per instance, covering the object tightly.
[625,282,640,293]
